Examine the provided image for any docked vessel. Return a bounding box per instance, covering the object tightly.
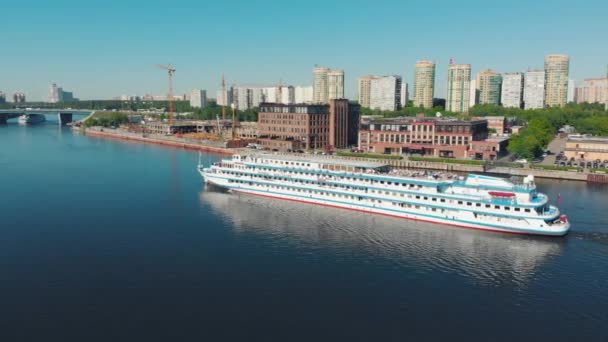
[18,114,46,125]
[199,154,570,236]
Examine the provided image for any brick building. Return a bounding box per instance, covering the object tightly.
[472,116,506,135]
[257,99,359,151]
[468,137,509,160]
[358,117,488,158]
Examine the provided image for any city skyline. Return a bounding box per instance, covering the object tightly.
[1,0,607,101]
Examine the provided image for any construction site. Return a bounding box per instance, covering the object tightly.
[116,65,256,149]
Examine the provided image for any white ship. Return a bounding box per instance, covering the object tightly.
[199,154,571,236]
[18,114,46,125]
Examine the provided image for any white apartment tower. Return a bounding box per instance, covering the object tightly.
[294,86,313,104]
[369,76,402,111]
[567,79,576,103]
[49,83,63,103]
[189,89,207,108]
[327,70,345,100]
[524,70,545,109]
[501,72,524,108]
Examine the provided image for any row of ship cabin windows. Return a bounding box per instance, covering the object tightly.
[366,188,530,212]
[252,165,427,188]
[223,170,533,214]
[225,180,511,216]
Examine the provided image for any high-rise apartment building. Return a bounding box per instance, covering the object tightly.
[234,87,252,110]
[263,87,279,104]
[294,86,313,104]
[501,72,524,108]
[49,83,63,103]
[313,66,344,103]
[313,67,330,103]
[251,87,264,107]
[327,70,345,100]
[476,69,502,105]
[401,82,409,106]
[48,83,77,103]
[13,92,26,103]
[446,63,471,113]
[567,79,576,103]
[544,54,570,107]
[524,70,545,109]
[189,89,207,108]
[357,75,377,108]
[469,79,478,107]
[413,60,436,108]
[575,78,608,105]
[369,76,402,111]
[0,91,6,104]
[279,86,295,104]
[216,87,233,107]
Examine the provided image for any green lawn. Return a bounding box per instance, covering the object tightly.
[531,164,583,172]
[407,156,486,165]
[336,151,403,160]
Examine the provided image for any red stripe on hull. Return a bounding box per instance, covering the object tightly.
[229,188,543,237]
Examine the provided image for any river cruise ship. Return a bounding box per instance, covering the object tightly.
[199,154,570,236]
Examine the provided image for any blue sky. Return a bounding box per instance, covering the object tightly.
[2,0,607,101]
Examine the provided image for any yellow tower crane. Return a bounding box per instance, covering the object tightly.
[155,64,176,124]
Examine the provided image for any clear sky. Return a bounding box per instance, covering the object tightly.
[2,0,607,101]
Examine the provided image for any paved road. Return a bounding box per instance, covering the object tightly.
[541,136,567,165]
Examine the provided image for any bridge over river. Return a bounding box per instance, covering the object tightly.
[0,109,91,125]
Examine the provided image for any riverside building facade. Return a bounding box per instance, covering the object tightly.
[257,100,360,151]
[358,117,488,158]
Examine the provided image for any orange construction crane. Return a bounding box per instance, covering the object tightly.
[155,64,176,124]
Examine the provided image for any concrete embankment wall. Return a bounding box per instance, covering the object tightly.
[82,128,234,155]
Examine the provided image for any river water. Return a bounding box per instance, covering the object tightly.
[1,123,607,341]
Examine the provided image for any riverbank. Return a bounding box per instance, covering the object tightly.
[79,126,607,183]
[80,127,234,155]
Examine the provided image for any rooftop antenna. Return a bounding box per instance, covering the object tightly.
[449,57,454,65]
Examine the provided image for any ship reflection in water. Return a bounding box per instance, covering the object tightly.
[199,185,565,287]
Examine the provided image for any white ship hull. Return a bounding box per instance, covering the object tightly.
[201,171,570,237]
